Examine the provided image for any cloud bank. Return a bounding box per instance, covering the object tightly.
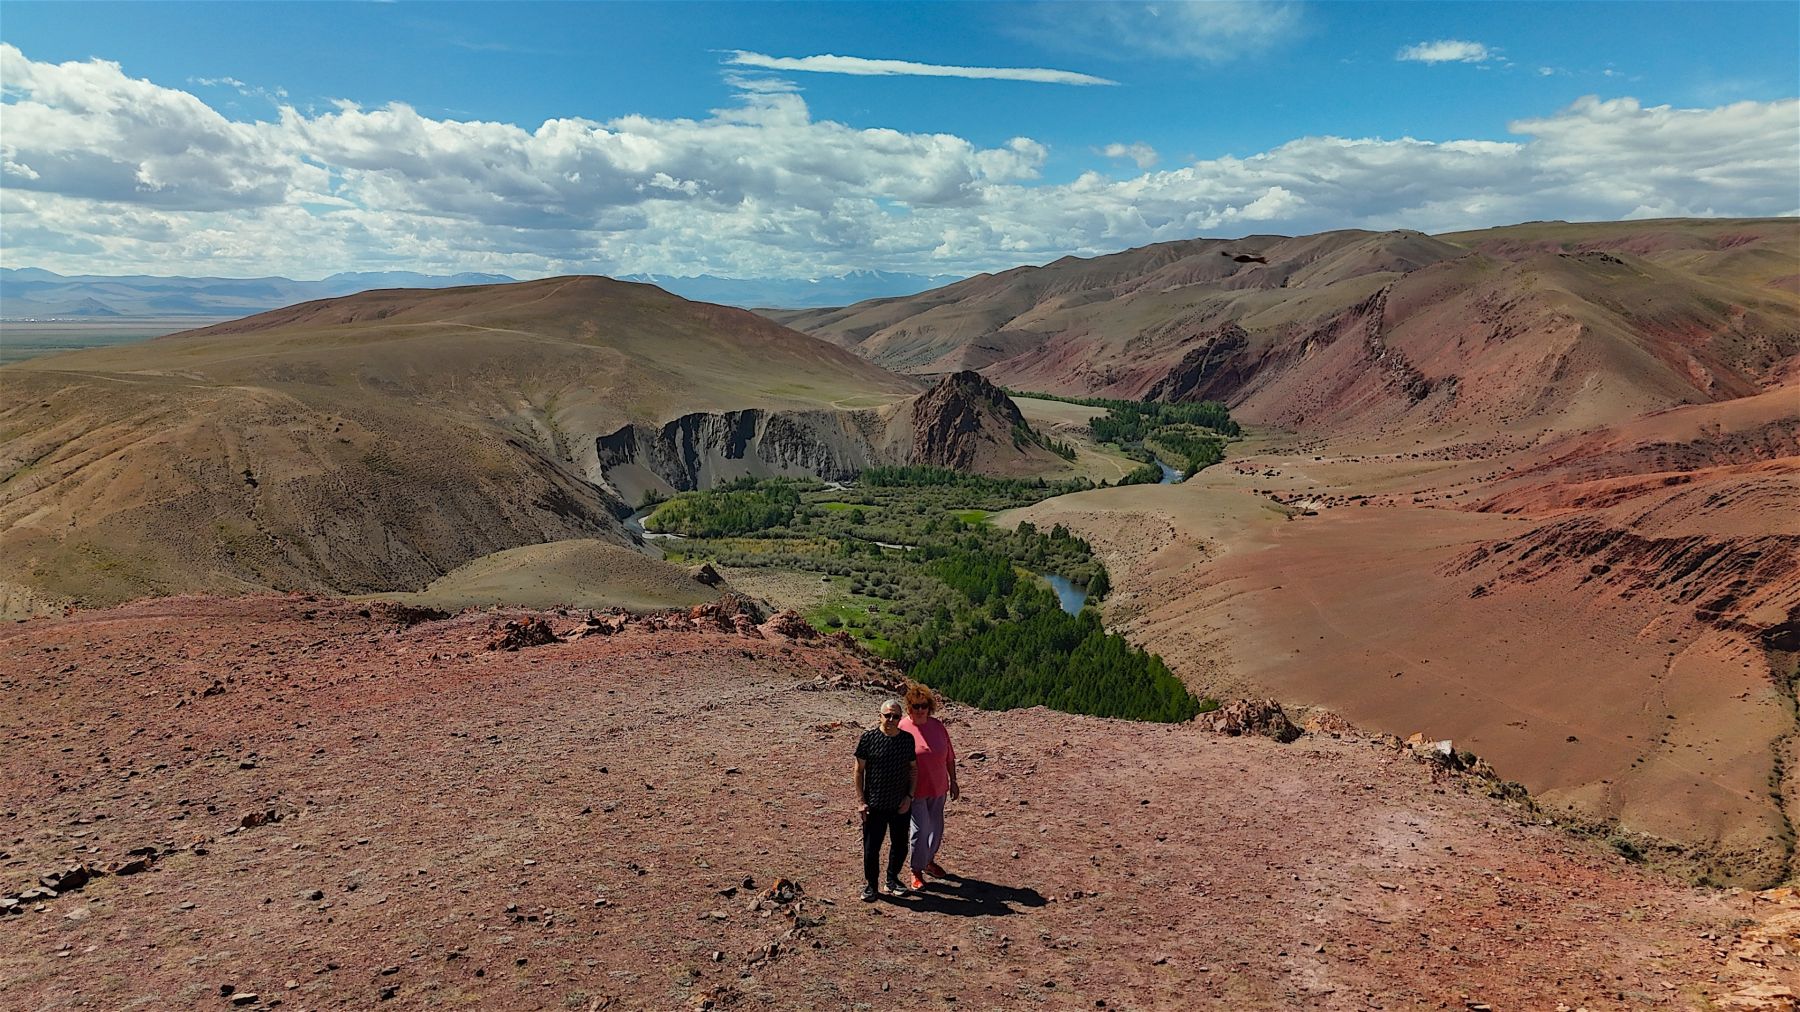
[724,51,1116,86]
[2,43,1795,280]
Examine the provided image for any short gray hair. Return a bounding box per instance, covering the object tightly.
[879,698,903,716]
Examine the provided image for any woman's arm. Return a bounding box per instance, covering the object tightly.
[946,727,961,801]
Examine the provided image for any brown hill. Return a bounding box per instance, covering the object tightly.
[773,218,1799,438]
[0,278,1060,616]
[2,595,1794,1009]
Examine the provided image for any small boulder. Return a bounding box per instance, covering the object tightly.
[1198,699,1301,743]
[759,611,819,640]
[486,618,558,651]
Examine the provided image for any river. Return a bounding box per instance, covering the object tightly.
[625,506,684,544]
[1043,572,1088,615]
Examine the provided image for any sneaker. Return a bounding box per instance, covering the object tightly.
[908,872,926,891]
[860,885,877,902]
[925,861,948,878]
[885,877,908,895]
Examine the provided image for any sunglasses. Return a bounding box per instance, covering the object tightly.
[909,704,930,711]
[881,711,902,720]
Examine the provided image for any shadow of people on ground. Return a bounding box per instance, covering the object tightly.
[885,873,1046,917]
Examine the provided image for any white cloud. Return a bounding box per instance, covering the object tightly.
[724,51,1115,86]
[1397,40,1494,64]
[1022,1,1303,64]
[1,42,1794,282]
[1100,142,1160,170]
[1,45,325,211]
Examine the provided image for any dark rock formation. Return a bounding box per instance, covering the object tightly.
[595,408,891,492]
[908,370,1025,470]
[1144,324,1251,403]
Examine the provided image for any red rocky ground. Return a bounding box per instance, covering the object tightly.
[1,596,1794,1011]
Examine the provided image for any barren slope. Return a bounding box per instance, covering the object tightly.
[779,218,1799,439]
[1004,402,1800,887]
[0,278,935,615]
[2,596,1794,1010]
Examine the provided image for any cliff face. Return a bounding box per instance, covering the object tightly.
[594,408,900,502]
[593,373,1062,501]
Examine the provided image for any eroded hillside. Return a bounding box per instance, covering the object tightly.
[776,218,1798,439]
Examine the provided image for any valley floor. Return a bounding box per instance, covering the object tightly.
[2,596,1795,1010]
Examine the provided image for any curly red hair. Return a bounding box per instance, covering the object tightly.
[902,682,938,716]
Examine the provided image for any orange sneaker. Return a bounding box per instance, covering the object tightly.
[908,872,925,891]
[925,861,948,878]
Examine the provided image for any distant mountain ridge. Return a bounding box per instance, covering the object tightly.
[0,267,963,318]
[617,269,965,309]
[0,268,517,319]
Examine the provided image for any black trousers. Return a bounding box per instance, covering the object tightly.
[862,806,909,886]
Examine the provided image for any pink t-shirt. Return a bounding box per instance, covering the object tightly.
[899,715,955,799]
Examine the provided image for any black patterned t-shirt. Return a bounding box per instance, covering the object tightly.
[855,728,916,810]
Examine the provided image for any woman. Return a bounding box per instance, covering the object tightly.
[898,683,958,890]
[853,698,916,901]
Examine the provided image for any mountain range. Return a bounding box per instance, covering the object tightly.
[617,269,966,309]
[769,217,1799,438]
[0,267,963,319]
[0,268,518,319]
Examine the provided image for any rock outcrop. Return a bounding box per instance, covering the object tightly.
[595,408,897,497]
[1198,699,1302,743]
[595,372,1059,501]
[907,370,1027,470]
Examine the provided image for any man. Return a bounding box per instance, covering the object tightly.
[854,698,916,901]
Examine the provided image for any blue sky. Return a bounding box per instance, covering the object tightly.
[2,1,1796,280]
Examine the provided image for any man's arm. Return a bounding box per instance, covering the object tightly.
[900,760,916,814]
[855,758,868,815]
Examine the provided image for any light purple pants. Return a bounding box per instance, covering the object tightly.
[909,794,947,874]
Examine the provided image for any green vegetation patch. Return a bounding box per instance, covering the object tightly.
[645,477,799,536]
[1006,391,1239,483]
[663,470,1198,722]
[913,606,1200,722]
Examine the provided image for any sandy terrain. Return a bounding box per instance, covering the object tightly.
[3,596,1794,1010]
